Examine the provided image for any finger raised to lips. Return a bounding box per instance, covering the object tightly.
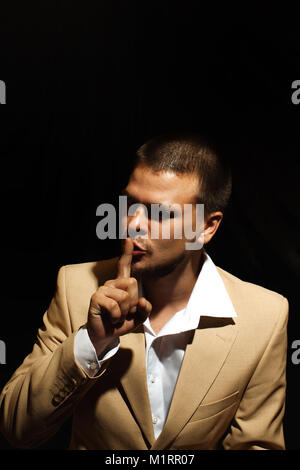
[117,238,133,278]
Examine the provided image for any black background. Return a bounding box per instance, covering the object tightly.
[0,1,299,450]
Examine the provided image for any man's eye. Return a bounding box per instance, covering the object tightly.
[150,209,175,221]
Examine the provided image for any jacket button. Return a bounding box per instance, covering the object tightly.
[52,394,62,406]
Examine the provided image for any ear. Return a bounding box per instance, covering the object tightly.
[203,211,223,245]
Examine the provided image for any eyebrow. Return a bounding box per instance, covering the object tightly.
[120,189,179,212]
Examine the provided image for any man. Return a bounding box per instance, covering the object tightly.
[0,132,288,450]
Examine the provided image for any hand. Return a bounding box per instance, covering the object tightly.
[86,238,152,357]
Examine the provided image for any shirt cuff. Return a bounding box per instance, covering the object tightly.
[74,327,120,377]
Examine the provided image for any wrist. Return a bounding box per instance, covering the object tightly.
[86,327,113,358]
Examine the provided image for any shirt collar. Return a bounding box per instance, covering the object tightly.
[139,250,237,336]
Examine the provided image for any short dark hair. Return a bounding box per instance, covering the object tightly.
[135,131,232,216]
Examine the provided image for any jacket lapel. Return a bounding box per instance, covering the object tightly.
[151,316,239,450]
[118,325,155,448]
[93,258,155,447]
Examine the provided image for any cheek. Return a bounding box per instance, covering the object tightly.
[150,218,182,240]
[173,217,185,239]
[150,238,186,259]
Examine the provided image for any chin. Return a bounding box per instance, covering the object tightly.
[131,252,187,279]
[131,256,148,271]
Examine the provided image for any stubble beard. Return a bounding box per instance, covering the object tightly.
[131,250,187,281]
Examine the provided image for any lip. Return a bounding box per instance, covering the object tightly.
[132,250,146,256]
[133,241,147,252]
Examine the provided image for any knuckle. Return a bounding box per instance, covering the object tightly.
[91,292,100,303]
[128,277,137,287]
[108,299,118,311]
[119,302,127,312]
[130,299,138,308]
[121,291,129,300]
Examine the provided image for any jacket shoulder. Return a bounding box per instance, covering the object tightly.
[217,266,287,301]
[61,256,119,300]
[63,257,119,285]
[54,257,120,331]
[216,266,289,326]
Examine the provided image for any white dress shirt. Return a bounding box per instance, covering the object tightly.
[74,251,237,439]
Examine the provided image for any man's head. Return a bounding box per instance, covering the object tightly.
[122,132,232,278]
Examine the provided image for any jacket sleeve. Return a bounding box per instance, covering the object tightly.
[0,266,110,449]
[222,296,289,450]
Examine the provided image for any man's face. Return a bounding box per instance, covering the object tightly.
[121,163,202,278]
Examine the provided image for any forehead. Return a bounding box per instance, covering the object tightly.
[125,164,199,205]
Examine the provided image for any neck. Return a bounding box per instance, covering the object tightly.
[142,250,204,313]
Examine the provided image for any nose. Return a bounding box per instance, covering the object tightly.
[127,204,148,238]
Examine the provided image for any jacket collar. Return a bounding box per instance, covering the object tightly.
[140,250,237,338]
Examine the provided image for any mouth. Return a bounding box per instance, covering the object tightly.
[132,241,147,256]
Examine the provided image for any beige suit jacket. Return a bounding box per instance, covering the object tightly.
[0,257,288,450]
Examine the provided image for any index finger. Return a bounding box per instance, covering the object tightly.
[117,238,133,278]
